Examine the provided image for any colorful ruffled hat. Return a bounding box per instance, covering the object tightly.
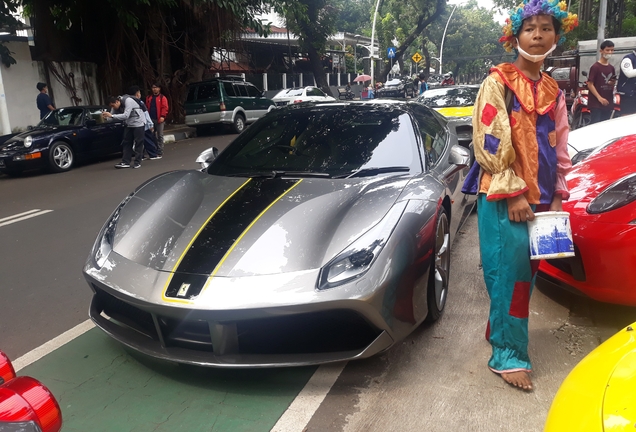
[499,0,579,52]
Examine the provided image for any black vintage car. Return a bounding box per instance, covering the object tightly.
[0,106,125,176]
[376,78,417,99]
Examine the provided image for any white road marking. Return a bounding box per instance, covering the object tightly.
[0,209,53,227]
[270,362,347,432]
[13,319,95,372]
[0,209,43,223]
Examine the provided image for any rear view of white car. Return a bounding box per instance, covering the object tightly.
[272,86,336,107]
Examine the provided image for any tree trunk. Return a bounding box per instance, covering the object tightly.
[379,0,446,79]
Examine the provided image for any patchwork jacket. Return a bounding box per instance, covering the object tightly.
[462,63,572,204]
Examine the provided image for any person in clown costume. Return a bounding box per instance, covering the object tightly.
[461,0,578,391]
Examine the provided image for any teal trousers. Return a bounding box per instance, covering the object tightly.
[477,194,539,373]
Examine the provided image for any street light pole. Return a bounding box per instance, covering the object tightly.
[439,3,458,75]
[354,34,361,76]
[370,0,381,85]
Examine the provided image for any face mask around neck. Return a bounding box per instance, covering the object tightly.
[516,39,557,63]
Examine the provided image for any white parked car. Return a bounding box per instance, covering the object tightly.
[568,113,636,164]
[272,86,336,107]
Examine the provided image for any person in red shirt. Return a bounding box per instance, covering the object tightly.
[145,83,169,156]
[587,40,616,124]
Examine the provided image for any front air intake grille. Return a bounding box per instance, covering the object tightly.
[93,287,157,339]
[236,310,380,355]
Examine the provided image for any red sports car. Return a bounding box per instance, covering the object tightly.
[539,134,636,305]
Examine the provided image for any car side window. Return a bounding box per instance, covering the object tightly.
[197,83,219,100]
[309,88,325,97]
[245,84,261,97]
[234,84,249,97]
[551,68,570,81]
[411,106,447,167]
[223,82,236,97]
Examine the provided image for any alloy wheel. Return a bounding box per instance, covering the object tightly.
[53,144,73,170]
[434,213,450,311]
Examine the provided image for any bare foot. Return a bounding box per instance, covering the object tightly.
[501,371,533,391]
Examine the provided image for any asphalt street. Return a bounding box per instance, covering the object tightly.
[2,131,636,431]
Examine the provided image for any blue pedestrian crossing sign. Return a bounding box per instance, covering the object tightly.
[387,47,396,58]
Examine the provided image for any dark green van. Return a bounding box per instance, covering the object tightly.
[184,76,275,134]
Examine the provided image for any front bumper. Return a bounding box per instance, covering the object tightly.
[539,221,636,305]
[87,279,393,368]
[0,150,47,173]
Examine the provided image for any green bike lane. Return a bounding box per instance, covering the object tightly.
[18,327,317,432]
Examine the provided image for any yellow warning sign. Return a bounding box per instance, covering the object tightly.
[411,52,423,63]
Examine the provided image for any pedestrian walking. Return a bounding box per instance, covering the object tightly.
[618,49,636,116]
[36,82,55,119]
[145,83,169,156]
[140,100,160,160]
[103,85,147,169]
[587,40,616,124]
[461,0,577,391]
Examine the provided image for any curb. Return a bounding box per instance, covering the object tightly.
[163,131,192,143]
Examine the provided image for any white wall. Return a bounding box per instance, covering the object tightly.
[44,62,101,109]
[0,40,102,133]
[1,40,40,131]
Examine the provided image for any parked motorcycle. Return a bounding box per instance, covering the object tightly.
[570,82,621,130]
[570,82,591,130]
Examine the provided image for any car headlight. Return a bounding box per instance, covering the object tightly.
[587,173,636,214]
[317,201,408,290]
[92,193,133,268]
[24,136,33,148]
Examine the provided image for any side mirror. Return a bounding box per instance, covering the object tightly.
[449,144,470,167]
[86,119,97,127]
[196,146,219,170]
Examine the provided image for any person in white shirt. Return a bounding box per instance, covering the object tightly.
[618,50,636,115]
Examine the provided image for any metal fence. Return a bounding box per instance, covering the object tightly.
[213,72,363,92]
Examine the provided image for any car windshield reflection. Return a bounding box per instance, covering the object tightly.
[39,108,85,127]
[207,106,420,178]
[417,87,479,108]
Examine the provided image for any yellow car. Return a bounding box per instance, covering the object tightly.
[414,85,479,119]
[544,323,636,431]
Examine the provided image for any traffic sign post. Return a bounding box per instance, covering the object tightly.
[411,52,422,64]
[387,47,396,58]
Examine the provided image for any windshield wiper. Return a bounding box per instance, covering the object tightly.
[333,166,411,179]
[225,170,331,179]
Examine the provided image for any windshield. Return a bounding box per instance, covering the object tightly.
[207,106,421,177]
[385,79,402,87]
[39,108,85,127]
[417,87,479,108]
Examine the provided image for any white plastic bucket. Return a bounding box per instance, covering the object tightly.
[527,211,575,260]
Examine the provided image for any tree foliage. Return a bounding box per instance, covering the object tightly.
[0,0,25,66]
[425,1,508,79]
[274,0,338,95]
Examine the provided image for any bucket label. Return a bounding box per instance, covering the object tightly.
[528,213,575,260]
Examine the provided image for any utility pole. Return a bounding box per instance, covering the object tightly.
[439,4,459,75]
[596,0,608,61]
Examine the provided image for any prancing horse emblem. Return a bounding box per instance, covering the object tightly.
[177,283,191,298]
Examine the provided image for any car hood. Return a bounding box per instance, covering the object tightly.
[1,128,55,150]
[109,170,411,277]
[566,134,636,204]
[434,106,474,118]
[544,323,636,432]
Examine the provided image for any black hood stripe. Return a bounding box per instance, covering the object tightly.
[165,178,300,300]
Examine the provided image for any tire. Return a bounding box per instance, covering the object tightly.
[580,112,591,128]
[425,206,450,323]
[48,141,74,173]
[232,113,246,134]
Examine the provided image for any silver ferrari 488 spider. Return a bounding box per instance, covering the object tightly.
[84,100,476,367]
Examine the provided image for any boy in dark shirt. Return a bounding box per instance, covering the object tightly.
[36,82,55,119]
[587,40,616,124]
